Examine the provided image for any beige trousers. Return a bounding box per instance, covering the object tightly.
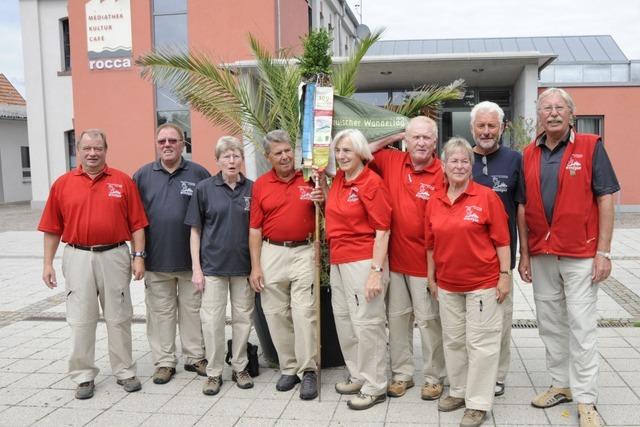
[497,274,514,382]
[201,276,255,376]
[260,242,317,375]
[331,260,388,396]
[387,272,446,384]
[439,287,503,411]
[531,255,599,404]
[62,244,135,383]
[144,271,205,367]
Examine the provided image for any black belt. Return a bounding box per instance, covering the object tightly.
[68,241,127,252]
[263,237,310,248]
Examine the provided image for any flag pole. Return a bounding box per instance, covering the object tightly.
[314,191,322,401]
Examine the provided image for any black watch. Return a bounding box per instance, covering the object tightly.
[131,251,147,259]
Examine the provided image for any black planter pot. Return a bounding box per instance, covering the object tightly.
[252,286,345,368]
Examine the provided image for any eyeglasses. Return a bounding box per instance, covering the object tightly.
[482,156,488,176]
[219,153,242,162]
[156,138,181,145]
[539,105,566,114]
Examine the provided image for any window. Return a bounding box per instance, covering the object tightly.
[65,130,76,170]
[20,146,31,182]
[575,116,604,138]
[60,18,71,72]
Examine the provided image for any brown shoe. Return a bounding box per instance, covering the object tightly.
[421,382,443,400]
[232,370,254,389]
[153,367,176,384]
[460,409,486,427]
[184,359,208,377]
[202,376,222,396]
[335,378,362,395]
[438,395,465,412]
[578,404,604,427]
[387,378,415,397]
[531,386,572,408]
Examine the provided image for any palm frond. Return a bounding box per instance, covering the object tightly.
[387,78,466,118]
[332,28,384,97]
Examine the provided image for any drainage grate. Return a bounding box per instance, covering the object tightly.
[512,318,636,328]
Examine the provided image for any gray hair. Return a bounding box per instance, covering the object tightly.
[537,87,576,115]
[406,115,438,138]
[332,128,373,163]
[215,136,244,159]
[77,128,108,150]
[263,129,291,154]
[470,101,505,125]
[441,137,474,165]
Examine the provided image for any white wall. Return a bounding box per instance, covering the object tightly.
[20,0,74,208]
[311,0,358,56]
[0,119,31,203]
[512,63,539,138]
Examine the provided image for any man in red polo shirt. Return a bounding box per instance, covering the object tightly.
[368,116,446,400]
[249,129,324,400]
[39,129,148,400]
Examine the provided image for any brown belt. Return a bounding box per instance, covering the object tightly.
[263,237,310,248]
[68,241,127,252]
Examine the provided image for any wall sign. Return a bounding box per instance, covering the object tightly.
[85,0,133,70]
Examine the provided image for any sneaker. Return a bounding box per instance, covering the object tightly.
[494,381,505,397]
[116,376,142,393]
[202,375,222,396]
[75,380,95,400]
[460,409,486,427]
[421,382,444,400]
[300,371,318,400]
[276,374,300,391]
[531,386,572,408]
[153,367,176,385]
[438,395,465,412]
[578,403,604,427]
[335,378,363,395]
[387,378,415,397]
[232,370,254,389]
[184,359,208,377]
[347,392,386,410]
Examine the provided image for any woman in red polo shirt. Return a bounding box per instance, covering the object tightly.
[424,137,510,427]
[325,128,392,411]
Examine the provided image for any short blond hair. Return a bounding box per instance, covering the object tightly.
[215,136,244,159]
[441,137,474,165]
[332,129,373,163]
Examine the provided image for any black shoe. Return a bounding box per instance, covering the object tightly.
[300,371,318,400]
[276,374,300,391]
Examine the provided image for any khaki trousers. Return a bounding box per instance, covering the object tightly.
[62,244,135,383]
[331,260,388,396]
[497,274,514,382]
[387,272,445,384]
[201,276,255,376]
[260,242,317,375]
[144,271,205,367]
[531,255,599,404]
[439,287,503,411]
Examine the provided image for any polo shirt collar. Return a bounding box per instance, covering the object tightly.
[213,171,246,186]
[268,168,301,183]
[342,166,371,187]
[152,157,188,172]
[436,179,479,203]
[74,164,112,177]
[404,152,439,174]
[535,127,575,147]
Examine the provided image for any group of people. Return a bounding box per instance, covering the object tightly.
[38,87,618,427]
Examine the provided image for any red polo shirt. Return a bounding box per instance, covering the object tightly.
[326,167,392,264]
[370,149,443,277]
[38,165,148,245]
[250,169,315,241]
[424,180,509,292]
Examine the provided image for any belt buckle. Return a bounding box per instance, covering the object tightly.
[283,241,294,247]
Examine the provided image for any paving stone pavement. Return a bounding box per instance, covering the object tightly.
[1,205,640,426]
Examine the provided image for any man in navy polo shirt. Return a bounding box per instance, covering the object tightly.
[470,101,524,398]
[133,123,210,384]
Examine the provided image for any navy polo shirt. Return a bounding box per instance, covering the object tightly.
[472,145,524,270]
[184,172,253,277]
[133,158,210,272]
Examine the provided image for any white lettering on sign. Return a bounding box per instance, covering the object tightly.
[89,58,132,70]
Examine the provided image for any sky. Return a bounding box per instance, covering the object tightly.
[2,0,640,97]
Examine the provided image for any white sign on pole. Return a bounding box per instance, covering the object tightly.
[85,0,133,71]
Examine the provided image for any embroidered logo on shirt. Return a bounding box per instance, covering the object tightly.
[298,186,313,201]
[107,183,123,198]
[180,181,195,196]
[243,196,251,211]
[347,187,360,203]
[463,205,482,223]
[491,176,509,193]
[416,183,435,200]
[566,154,582,176]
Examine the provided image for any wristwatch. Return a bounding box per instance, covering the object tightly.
[370,264,383,273]
[131,251,147,259]
[596,251,612,260]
